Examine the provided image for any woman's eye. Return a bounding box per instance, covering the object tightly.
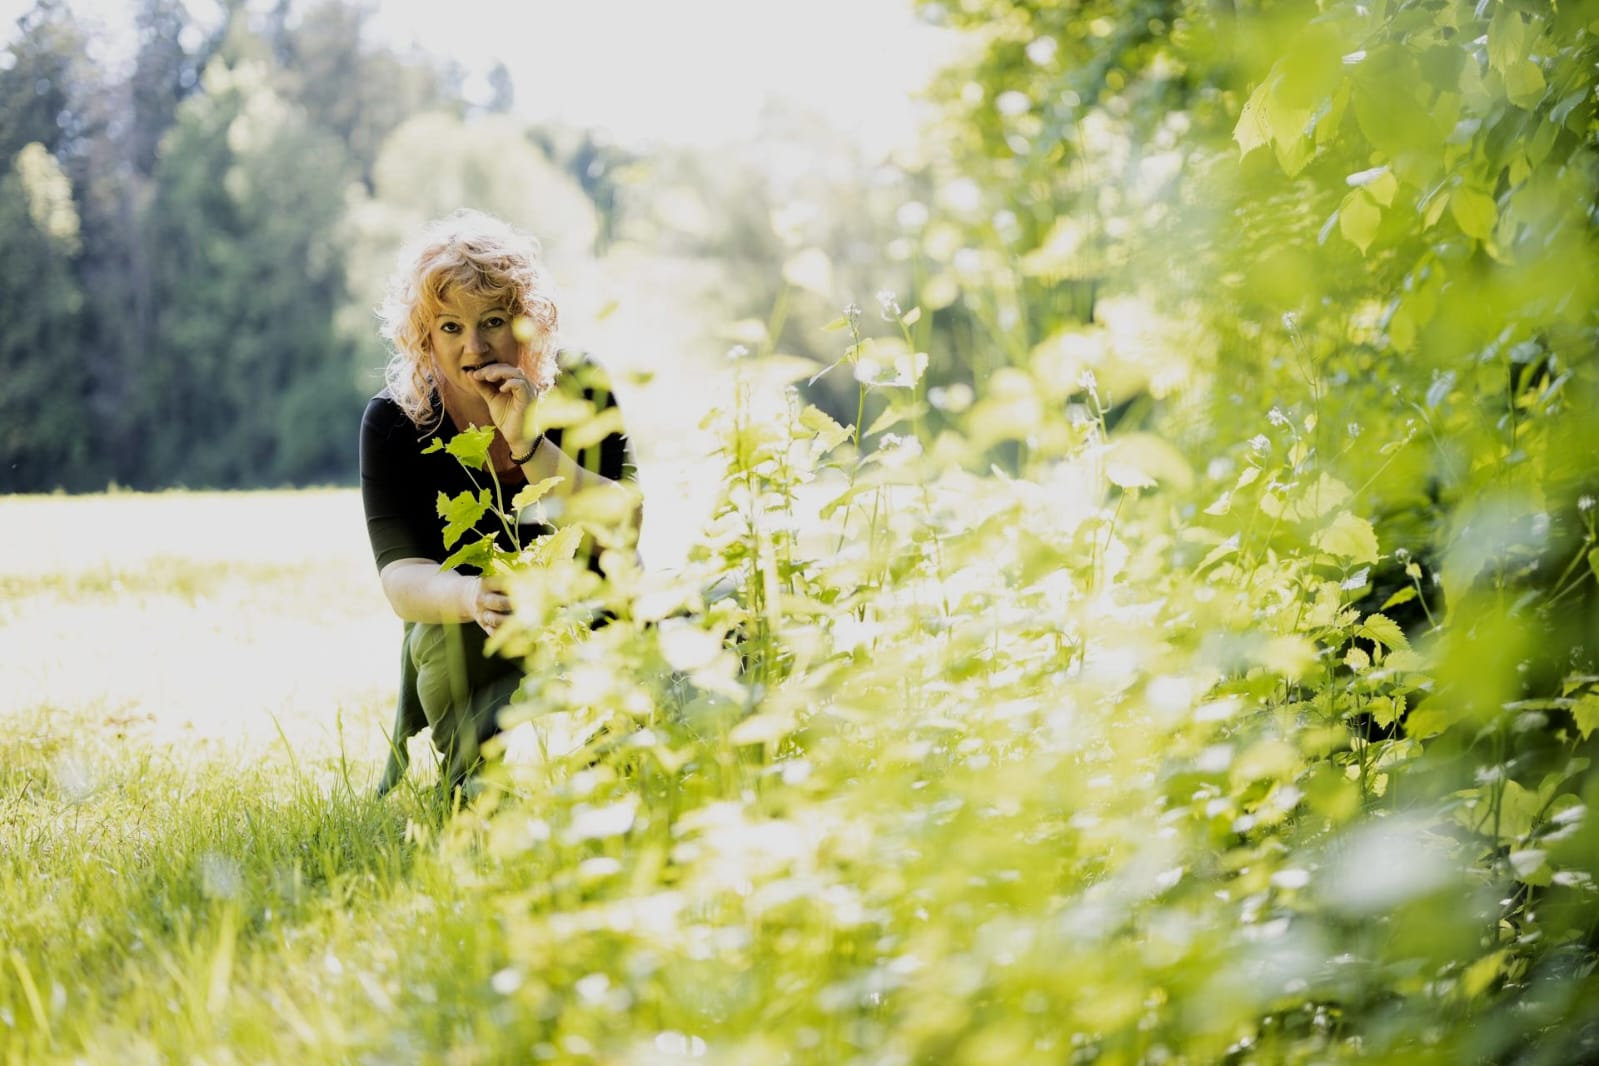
[485,316,506,329]
[440,322,460,334]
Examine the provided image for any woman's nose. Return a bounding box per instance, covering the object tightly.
[464,328,487,354]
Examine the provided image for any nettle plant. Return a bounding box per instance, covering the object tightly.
[393,270,1598,1061]
[393,0,1599,1056]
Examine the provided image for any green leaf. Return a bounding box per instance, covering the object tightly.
[1104,433,1194,492]
[799,404,852,452]
[900,307,922,327]
[1259,636,1318,680]
[511,477,564,512]
[1504,59,1547,109]
[1451,186,1497,240]
[438,488,491,549]
[1572,694,1599,741]
[1314,511,1380,565]
[1234,80,1272,157]
[1197,534,1240,573]
[1357,612,1410,651]
[445,425,497,471]
[1381,586,1418,610]
[1405,704,1449,739]
[865,406,907,438]
[438,534,495,573]
[1510,849,1551,887]
[822,316,851,332]
[421,437,444,454]
[819,480,874,521]
[1339,190,1381,254]
[1487,6,1527,74]
[530,524,584,566]
[1424,190,1450,229]
[1460,951,1509,999]
[1370,694,1405,729]
[1589,548,1599,584]
[1348,165,1399,206]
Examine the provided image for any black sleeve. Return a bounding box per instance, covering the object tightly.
[359,395,435,573]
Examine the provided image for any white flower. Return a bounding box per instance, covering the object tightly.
[1249,434,1270,453]
[1580,495,1595,514]
[1267,406,1289,427]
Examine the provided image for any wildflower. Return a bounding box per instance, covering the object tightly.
[725,344,750,362]
[1267,406,1289,427]
[1249,434,1270,453]
[1346,422,1363,439]
[843,302,862,326]
[1395,547,1410,562]
[1080,369,1098,394]
[1580,495,1595,514]
[1282,311,1299,334]
[876,289,902,320]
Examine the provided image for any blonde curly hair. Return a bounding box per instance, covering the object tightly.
[377,209,560,426]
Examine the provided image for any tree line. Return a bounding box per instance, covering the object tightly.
[0,0,640,492]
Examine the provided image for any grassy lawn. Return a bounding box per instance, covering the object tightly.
[0,491,454,1063]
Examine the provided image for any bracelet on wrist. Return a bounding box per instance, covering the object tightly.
[510,442,537,465]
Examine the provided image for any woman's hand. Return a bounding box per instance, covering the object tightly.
[466,573,514,635]
[469,362,539,459]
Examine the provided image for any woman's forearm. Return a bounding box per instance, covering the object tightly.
[378,558,479,624]
[521,438,643,540]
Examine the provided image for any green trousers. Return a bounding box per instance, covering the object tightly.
[376,621,523,797]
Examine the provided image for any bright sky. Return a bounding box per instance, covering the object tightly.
[1,0,955,149]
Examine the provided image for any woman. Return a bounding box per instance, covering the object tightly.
[360,209,638,796]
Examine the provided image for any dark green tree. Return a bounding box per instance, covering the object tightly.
[138,58,357,487]
[0,143,88,491]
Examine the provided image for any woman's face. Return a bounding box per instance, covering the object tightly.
[426,288,522,399]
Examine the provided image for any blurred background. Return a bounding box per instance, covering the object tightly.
[0,0,953,524]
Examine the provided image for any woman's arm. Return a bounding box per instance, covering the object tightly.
[520,437,644,536]
[378,558,513,633]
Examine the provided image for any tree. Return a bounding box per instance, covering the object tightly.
[0,143,88,491]
[264,0,453,189]
[0,0,88,165]
[138,57,357,487]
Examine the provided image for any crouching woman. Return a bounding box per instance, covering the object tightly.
[360,209,639,796]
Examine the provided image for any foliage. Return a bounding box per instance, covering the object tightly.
[0,0,459,490]
[135,56,356,486]
[0,144,88,491]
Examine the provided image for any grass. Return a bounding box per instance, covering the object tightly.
[0,491,436,1062]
